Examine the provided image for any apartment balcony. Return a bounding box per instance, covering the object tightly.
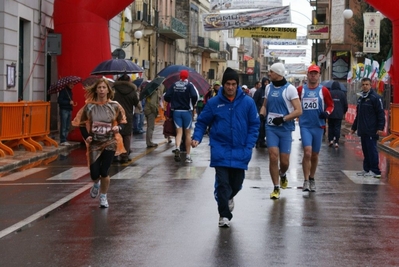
[220,41,230,54]
[131,2,158,33]
[208,38,219,52]
[158,16,187,40]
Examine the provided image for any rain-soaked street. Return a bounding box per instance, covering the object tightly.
[1,123,399,267]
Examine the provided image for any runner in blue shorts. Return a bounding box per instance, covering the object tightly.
[164,70,199,163]
[173,110,193,129]
[259,62,302,200]
[297,65,334,192]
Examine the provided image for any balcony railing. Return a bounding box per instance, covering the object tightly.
[208,38,219,51]
[158,16,187,39]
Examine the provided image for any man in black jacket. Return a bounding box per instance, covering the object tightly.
[113,74,139,163]
[350,78,385,178]
[327,81,348,148]
[253,77,269,148]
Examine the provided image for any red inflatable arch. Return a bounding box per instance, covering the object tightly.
[54,0,133,141]
[366,0,398,103]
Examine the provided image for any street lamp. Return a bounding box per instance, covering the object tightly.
[133,30,143,43]
[343,9,353,19]
[120,30,143,48]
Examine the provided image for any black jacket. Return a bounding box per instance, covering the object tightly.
[253,77,268,112]
[328,82,348,119]
[113,81,139,135]
[57,87,73,111]
[351,89,385,137]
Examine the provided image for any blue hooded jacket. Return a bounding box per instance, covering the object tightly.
[192,86,260,170]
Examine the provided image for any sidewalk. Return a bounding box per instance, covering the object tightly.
[0,121,398,176]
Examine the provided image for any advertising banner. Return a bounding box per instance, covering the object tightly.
[210,0,282,11]
[363,12,380,53]
[307,25,329,39]
[262,36,308,46]
[203,6,291,31]
[234,27,296,39]
[264,49,307,57]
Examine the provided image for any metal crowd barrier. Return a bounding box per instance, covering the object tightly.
[0,101,58,157]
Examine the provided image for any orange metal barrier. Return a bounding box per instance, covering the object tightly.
[0,101,57,157]
[381,103,399,147]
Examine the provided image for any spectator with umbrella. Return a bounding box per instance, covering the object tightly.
[142,78,165,148]
[50,76,81,145]
[113,74,139,163]
[164,70,199,163]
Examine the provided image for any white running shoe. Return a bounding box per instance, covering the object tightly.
[99,195,109,208]
[218,217,230,227]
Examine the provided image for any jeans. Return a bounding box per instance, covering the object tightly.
[214,167,245,220]
[133,113,141,132]
[59,109,72,143]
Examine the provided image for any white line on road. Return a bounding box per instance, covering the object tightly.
[0,183,93,239]
[47,167,89,180]
[0,168,46,181]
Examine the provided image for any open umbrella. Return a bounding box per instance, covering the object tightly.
[157,65,195,78]
[48,76,81,94]
[321,80,347,91]
[91,59,144,75]
[82,75,114,88]
[140,77,166,100]
[163,71,210,96]
[133,78,144,88]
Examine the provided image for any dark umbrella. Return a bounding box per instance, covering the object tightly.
[321,80,347,91]
[91,59,143,75]
[133,78,144,88]
[140,77,166,100]
[163,71,210,96]
[82,75,114,88]
[48,76,81,94]
[157,65,195,78]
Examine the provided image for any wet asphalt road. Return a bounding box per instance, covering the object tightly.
[0,123,399,267]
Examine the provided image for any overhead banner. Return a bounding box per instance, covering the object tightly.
[210,0,282,11]
[265,49,307,57]
[203,6,291,31]
[285,63,307,73]
[307,25,329,40]
[262,36,308,46]
[363,12,380,53]
[234,27,296,39]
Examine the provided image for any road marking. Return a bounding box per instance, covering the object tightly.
[0,183,93,239]
[111,166,153,179]
[342,170,385,185]
[47,167,89,180]
[0,168,46,181]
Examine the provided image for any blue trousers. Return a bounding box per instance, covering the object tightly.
[360,135,381,175]
[59,109,71,143]
[214,167,245,220]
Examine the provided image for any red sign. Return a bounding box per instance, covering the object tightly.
[246,67,254,74]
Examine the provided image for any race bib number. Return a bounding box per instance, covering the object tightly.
[267,112,283,126]
[92,121,112,135]
[303,98,319,110]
